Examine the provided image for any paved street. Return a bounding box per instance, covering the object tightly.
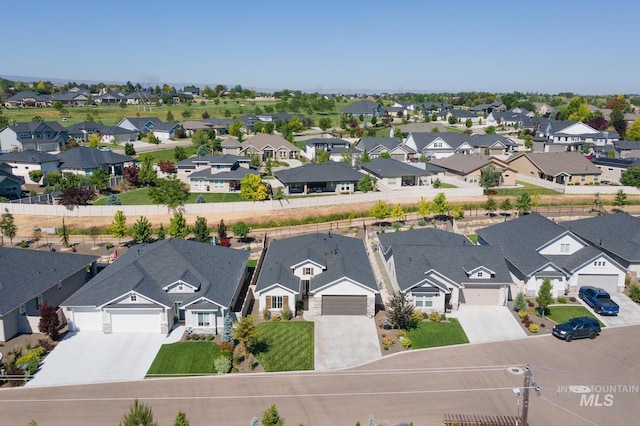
[2,326,638,425]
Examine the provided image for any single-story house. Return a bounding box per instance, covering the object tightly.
[429,154,516,186]
[340,100,383,117]
[477,213,626,297]
[240,134,299,161]
[274,161,364,194]
[614,141,640,159]
[360,157,442,188]
[470,134,516,156]
[355,137,410,161]
[0,149,60,185]
[0,247,97,342]
[4,91,51,108]
[62,239,250,334]
[377,228,512,311]
[55,146,135,176]
[507,152,602,185]
[590,157,640,184]
[438,109,481,124]
[255,233,379,316]
[561,213,640,274]
[404,132,474,159]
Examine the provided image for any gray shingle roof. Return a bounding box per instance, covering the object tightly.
[0,247,96,315]
[188,167,258,180]
[177,154,244,168]
[255,233,377,293]
[340,100,381,115]
[361,158,431,178]
[275,162,364,184]
[561,213,640,263]
[55,146,134,169]
[62,239,249,309]
[408,132,473,152]
[356,137,402,152]
[0,149,59,164]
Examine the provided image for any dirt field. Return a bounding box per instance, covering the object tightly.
[6,193,638,241]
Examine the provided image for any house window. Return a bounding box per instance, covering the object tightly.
[213,179,224,188]
[477,271,483,278]
[178,285,184,291]
[581,175,586,182]
[433,142,442,148]
[130,294,137,302]
[19,305,26,315]
[303,267,314,276]
[36,295,43,310]
[197,312,211,327]
[415,294,433,308]
[560,244,570,253]
[271,296,283,309]
[279,151,288,159]
[339,183,350,192]
[594,261,606,267]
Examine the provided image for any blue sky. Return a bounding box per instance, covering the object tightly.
[4,0,639,94]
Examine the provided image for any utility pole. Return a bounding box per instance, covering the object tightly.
[521,364,540,426]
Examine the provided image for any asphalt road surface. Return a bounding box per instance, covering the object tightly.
[2,326,639,425]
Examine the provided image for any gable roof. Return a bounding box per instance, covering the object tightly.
[62,239,249,309]
[275,161,364,184]
[0,149,59,164]
[378,228,471,249]
[356,137,402,152]
[255,233,377,293]
[0,247,96,315]
[470,134,516,148]
[561,213,640,263]
[360,158,433,178]
[508,152,602,176]
[177,154,245,168]
[430,154,511,175]
[243,134,299,152]
[340,100,381,115]
[55,146,134,169]
[407,132,472,152]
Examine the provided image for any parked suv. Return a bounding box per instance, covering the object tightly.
[552,317,601,342]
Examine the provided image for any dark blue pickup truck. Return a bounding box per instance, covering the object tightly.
[579,286,620,316]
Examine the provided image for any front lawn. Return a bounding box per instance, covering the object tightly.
[146,341,221,377]
[254,321,314,371]
[92,188,244,205]
[406,319,469,349]
[545,306,603,326]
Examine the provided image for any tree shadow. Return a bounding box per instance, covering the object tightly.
[251,339,269,355]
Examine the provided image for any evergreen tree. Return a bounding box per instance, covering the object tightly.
[168,212,190,239]
[131,216,152,243]
[232,316,258,356]
[261,404,285,426]
[193,216,210,243]
[106,194,121,206]
[120,399,158,426]
[173,411,190,426]
[484,197,497,215]
[157,223,166,240]
[221,313,233,343]
[514,292,528,312]
[195,194,206,204]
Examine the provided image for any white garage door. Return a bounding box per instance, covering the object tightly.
[461,288,501,305]
[70,309,102,331]
[577,275,619,294]
[110,310,161,333]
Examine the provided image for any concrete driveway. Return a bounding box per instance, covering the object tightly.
[314,316,380,371]
[449,305,527,344]
[580,293,640,328]
[26,332,167,387]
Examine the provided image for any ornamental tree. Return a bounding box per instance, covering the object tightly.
[38,301,60,340]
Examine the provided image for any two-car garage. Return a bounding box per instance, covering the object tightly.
[460,285,509,306]
[321,295,368,315]
[577,274,620,294]
[67,308,163,333]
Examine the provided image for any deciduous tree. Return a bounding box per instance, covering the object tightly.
[479,165,500,192]
[148,175,190,211]
[431,192,449,217]
[417,197,431,219]
[110,210,128,243]
[387,292,415,330]
[357,174,376,193]
[627,118,640,141]
[484,197,497,215]
[536,278,554,318]
[138,156,158,186]
[620,166,640,187]
[38,302,60,340]
[28,170,44,185]
[0,208,18,245]
[231,221,250,241]
[390,204,405,222]
[240,174,268,201]
[58,187,96,209]
[370,200,390,222]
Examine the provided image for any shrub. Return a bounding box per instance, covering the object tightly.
[281,306,292,321]
[106,242,114,249]
[540,323,546,328]
[18,241,29,248]
[380,319,393,330]
[521,314,529,323]
[214,356,231,375]
[417,219,427,226]
[428,311,442,322]
[262,309,271,321]
[557,296,567,304]
[411,310,424,324]
[382,336,394,347]
[440,313,446,321]
[184,333,192,341]
[396,330,406,338]
[218,341,234,352]
[527,301,535,307]
[630,284,640,303]
[518,310,527,319]
[392,222,403,231]
[207,334,214,341]
[400,336,412,349]
[37,338,55,352]
[569,296,577,302]
[528,324,539,333]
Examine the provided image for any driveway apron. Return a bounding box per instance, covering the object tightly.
[581,293,640,328]
[26,332,167,387]
[314,316,380,371]
[450,306,527,344]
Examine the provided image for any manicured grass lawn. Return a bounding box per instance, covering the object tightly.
[495,181,560,196]
[446,127,464,133]
[545,305,604,326]
[92,188,244,205]
[146,341,221,377]
[255,321,314,371]
[406,319,469,349]
[437,183,457,188]
[138,146,197,163]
